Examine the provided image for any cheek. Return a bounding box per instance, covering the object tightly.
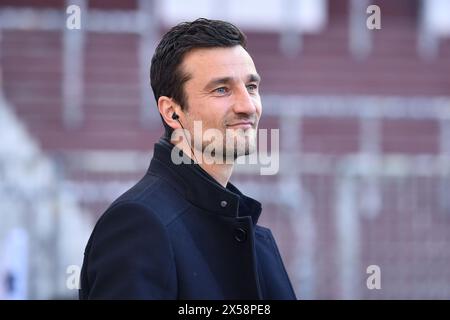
[254,99,262,117]
[209,101,231,126]
[196,104,226,129]
[256,103,262,115]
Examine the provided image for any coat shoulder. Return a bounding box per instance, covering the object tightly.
[108,173,190,226]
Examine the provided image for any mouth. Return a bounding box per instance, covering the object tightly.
[226,121,255,129]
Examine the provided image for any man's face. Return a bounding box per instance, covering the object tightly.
[180,45,262,161]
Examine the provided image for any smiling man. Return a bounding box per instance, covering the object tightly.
[166,44,261,183]
[80,18,296,300]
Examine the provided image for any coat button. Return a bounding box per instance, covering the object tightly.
[234,228,247,242]
[220,200,228,208]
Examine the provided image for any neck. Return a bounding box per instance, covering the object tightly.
[198,161,233,188]
[171,138,234,188]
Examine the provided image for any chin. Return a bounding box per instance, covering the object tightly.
[221,129,257,159]
[235,138,257,157]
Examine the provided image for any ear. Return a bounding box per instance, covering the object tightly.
[157,96,181,130]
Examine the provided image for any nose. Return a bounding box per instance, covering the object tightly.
[232,85,258,116]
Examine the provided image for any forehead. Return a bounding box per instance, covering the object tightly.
[181,46,257,82]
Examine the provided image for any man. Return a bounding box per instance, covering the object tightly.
[79,18,296,300]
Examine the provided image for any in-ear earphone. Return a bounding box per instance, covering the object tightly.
[171,112,198,163]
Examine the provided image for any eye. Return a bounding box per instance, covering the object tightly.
[213,87,229,95]
[246,84,258,93]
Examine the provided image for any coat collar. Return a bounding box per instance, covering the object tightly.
[147,138,262,225]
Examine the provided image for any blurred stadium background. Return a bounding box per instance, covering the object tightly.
[0,0,450,299]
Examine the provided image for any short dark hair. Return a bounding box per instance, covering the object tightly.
[150,18,247,137]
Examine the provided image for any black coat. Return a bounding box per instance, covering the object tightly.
[79,138,296,299]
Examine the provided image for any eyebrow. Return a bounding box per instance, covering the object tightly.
[204,74,261,91]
